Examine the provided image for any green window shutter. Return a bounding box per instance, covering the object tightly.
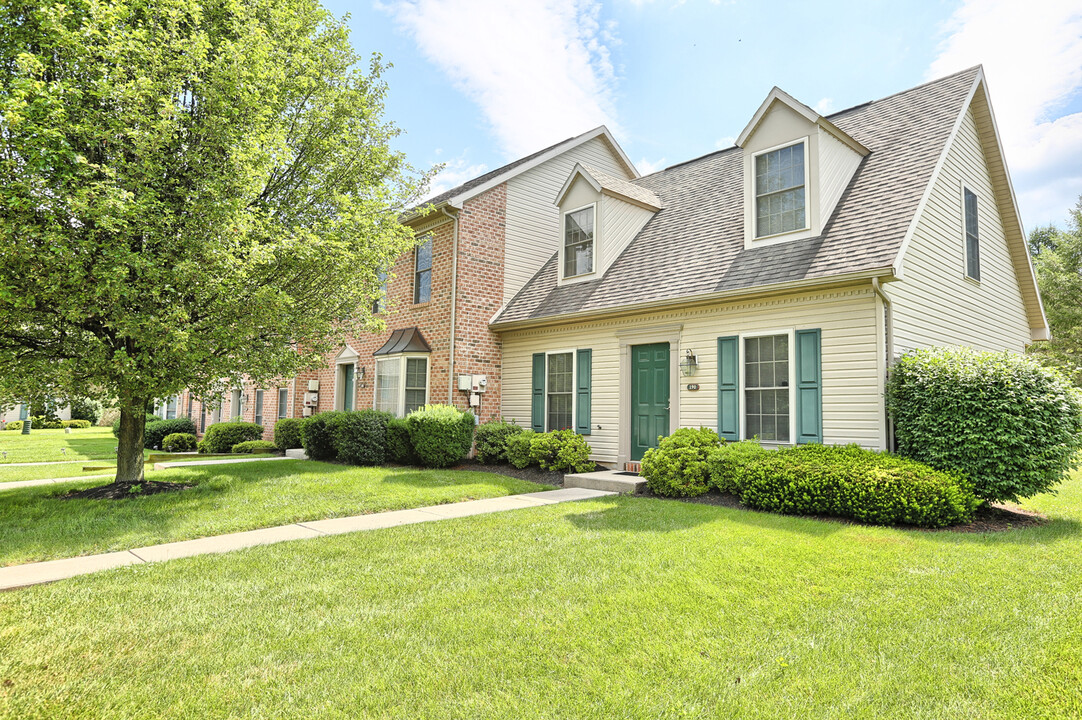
[575,349,592,435]
[531,353,546,432]
[795,329,822,444]
[717,336,739,441]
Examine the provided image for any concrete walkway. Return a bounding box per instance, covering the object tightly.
[0,474,113,492]
[0,487,614,591]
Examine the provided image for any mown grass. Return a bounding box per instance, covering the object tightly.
[0,427,121,465]
[0,460,549,565]
[1,470,1079,718]
[0,464,114,484]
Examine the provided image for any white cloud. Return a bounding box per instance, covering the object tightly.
[814,97,834,115]
[424,154,489,200]
[928,0,1082,227]
[636,156,666,175]
[379,0,622,159]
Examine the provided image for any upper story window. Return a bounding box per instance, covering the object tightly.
[964,187,980,281]
[372,270,388,314]
[414,236,432,304]
[755,142,806,238]
[563,206,595,278]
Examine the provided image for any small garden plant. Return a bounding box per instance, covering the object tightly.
[505,429,593,473]
[640,427,722,497]
[162,432,197,453]
[231,440,280,454]
[273,418,304,451]
[199,421,264,454]
[474,418,524,464]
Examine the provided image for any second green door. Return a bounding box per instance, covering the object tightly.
[631,343,670,461]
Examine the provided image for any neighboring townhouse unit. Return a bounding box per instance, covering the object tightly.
[201,66,1046,466]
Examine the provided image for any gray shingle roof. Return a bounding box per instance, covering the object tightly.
[494,68,979,326]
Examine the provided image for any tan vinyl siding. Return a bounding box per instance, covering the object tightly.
[891,105,1031,354]
[598,194,656,276]
[818,127,863,224]
[504,137,632,304]
[501,285,882,465]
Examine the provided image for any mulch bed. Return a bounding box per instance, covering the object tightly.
[63,480,193,500]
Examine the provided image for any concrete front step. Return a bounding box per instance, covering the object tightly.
[285,448,308,460]
[563,470,646,495]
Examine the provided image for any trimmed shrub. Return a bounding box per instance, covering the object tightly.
[4,421,23,431]
[387,417,419,465]
[886,347,1082,503]
[641,427,723,497]
[69,397,104,424]
[162,432,197,452]
[144,418,198,450]
[329,410,393,466]
[30,415,64,429]
[506,431,536,469]
[112,413,162,438]
[273,418,304,451]
[200,421,263,454]
[300,412,341,461]
[707,440,772,494]
[527,430,594,473]
[406,404,475,468]
[232,440,280,454]
[739,444,978,528]
[475,418,524,464]
[61,419,92,429]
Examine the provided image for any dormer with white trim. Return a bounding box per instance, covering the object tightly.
[553,163,662,286]
[737,87,869,248]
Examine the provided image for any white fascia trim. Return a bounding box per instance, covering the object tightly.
[554,164,602,207]
[447,126,639,209]
[891,71,982,282]
[737,87,867,157]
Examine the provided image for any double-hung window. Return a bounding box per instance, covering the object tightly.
[563,207,594,278]
[964,187,980,281]
[277,388,288,419]
[755,142,806,238]
[164,396,178,420]
[254,389,264,427]
[414,237,432,304]
[744,334,790,442]
[375,356,428,416]
[546,352,574,431]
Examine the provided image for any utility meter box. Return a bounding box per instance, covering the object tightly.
[457,374,472,392]
[471,375,487,393]
[307,380,320,392]
[303,391,319,407]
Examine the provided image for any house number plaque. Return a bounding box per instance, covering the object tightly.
[686,383,700,391]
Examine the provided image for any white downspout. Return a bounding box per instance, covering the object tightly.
[443,207,460,405]
[872,277,895,452]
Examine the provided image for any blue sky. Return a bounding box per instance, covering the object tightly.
[326,0,1082,230]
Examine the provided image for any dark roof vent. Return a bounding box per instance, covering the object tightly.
[373,327,431,356]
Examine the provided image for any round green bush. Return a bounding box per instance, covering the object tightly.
[527,430,594,473]
[300,412,341,461]
[707,440,772,494]
[387,417,419,465]
[4,421,23,431]
[738,444,978,527]
[406,404,475,468]
[329,410,393,466]
[506,431,536,469]
[162,432,197,452]
[231,440,280,454]
[30,415,64,429]
[144,418,197,450]
[641,427,722,497]
[61,419,93,429]
[886,347,1082,503]
[273,418,304,451]
[200,421,263,454]
[474,418,524,464]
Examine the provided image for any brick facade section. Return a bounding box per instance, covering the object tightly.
[201,183,509,441]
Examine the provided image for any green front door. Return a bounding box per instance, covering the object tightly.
[631,343,670,461]
[341,364,355,411]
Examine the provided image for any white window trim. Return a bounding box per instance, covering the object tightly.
[544,349,577,432]
[751,137,811,241]
[737,328,797,446]
[253,389,265,426]
[373,354,431,417]
[277,387,289,419]
[559,202,599,284]
[961,182,981,284]
[413,235,433,305]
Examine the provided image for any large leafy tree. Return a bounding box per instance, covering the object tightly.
[0,0,428,485]
[1028,196,1082,386]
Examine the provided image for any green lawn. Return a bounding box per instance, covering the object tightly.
[0,463,113,485]
[1,471,1080,718]
[0,427,121,465]
[0,460,549,566]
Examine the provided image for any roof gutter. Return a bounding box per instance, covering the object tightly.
[490,267,898,332]
[442,206,460,404]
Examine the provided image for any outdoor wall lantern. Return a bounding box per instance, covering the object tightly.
[680,349,698,377]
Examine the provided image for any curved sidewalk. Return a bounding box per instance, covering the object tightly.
[0,487,614,591]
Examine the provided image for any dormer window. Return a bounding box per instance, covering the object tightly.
[563,206,595,278]
[755,141,807,238]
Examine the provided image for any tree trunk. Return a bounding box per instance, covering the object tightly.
[115,394,147,484]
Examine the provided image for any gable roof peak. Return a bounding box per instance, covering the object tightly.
[737,86,869,156]
[555,162,663,210]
